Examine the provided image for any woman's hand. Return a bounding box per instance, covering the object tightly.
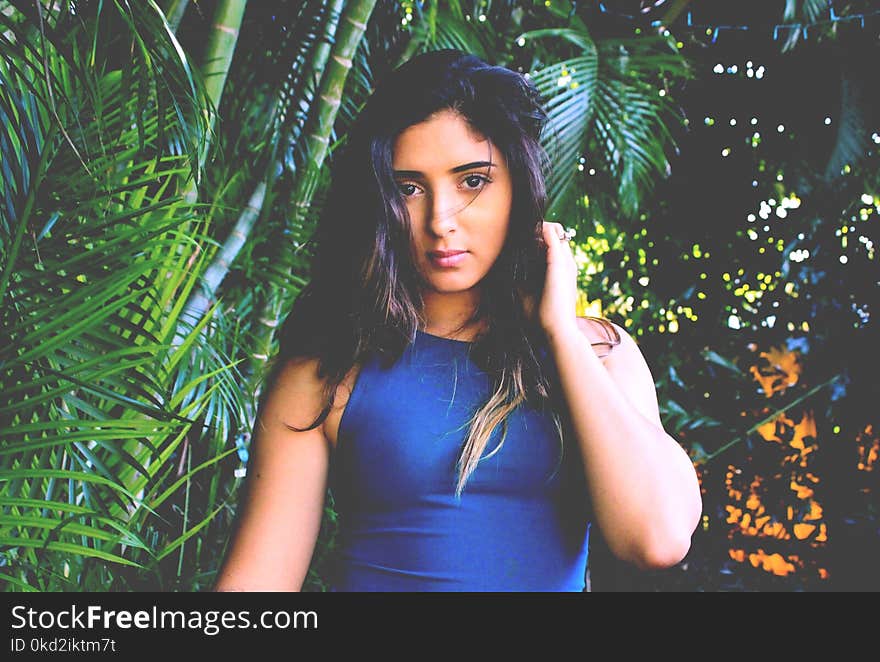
[537,220,580,340]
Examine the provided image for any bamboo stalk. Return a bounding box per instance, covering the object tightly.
[167,0,247,349]
[180,0,247,205]
[174,181,267,346]
[174,0,376,361]
[255,0,378,354]
[175,0,346,348]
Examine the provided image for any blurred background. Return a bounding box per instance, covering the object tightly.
[1,0,877,592]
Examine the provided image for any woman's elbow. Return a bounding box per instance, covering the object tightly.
[632,502,703,571]
[634,532,693,571]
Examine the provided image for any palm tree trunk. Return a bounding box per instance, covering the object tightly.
[201,0,247,140]
[299,0,376,172]
[168,0,247,347]
[181,0,247,205]
[164,1,246,353]
[301,0,348,122]
[177,180,267,345]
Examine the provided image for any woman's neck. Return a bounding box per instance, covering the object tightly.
[420,288,484,341]
[419,287,537,341]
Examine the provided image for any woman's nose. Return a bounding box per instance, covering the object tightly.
[428,189,462,236]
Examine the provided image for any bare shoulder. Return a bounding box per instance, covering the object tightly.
[262,355,362,450]
[259,356,328,436]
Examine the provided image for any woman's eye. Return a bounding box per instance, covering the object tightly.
[397,176,489,198]
[463,174,490,189]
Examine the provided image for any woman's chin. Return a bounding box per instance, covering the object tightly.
[424,277,481,294]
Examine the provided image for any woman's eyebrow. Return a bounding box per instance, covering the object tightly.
[393,161,496,178]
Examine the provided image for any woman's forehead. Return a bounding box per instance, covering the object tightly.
[392,111,502,169]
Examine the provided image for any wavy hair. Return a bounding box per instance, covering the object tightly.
[262,49,619,496]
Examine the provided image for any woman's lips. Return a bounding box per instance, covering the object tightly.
[428,251,468,268]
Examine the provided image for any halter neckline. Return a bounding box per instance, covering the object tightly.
[416,329,475,345]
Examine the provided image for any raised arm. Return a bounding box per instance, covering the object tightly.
[213,357,331,591]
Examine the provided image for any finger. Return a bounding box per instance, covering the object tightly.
[540,221,556,249]
[541,220,561,242]
[540,223,565,264]
[542,221,571,245]
[537,220,554,247]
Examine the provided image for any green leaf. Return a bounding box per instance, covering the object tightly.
[0,537,141,567]
[702,349,744,374]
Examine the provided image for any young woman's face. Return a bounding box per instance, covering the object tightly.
[392,109,513,296]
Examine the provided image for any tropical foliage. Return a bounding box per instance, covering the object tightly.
[1,0,876,592]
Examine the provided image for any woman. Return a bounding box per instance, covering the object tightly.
[214,49,702,592]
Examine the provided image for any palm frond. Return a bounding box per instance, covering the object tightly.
[525,29,690,220]
[403,3,495,62]
[0,0,241,590]
[823,69,869,181]
[781,0,835,52]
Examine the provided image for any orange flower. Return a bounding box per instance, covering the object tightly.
[763,552,796,576]
[793,523,816,540]
[790,479,814,499]
[756,419,779,441]
[790,414,817,451]
[804,501,823,521]
[762,521,785,537]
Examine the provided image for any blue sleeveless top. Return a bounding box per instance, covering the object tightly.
[327,330,591,591]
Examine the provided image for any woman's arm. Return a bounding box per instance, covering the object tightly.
[547,319,702,570]
[535,221,700,569]
[213,357,331,591]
